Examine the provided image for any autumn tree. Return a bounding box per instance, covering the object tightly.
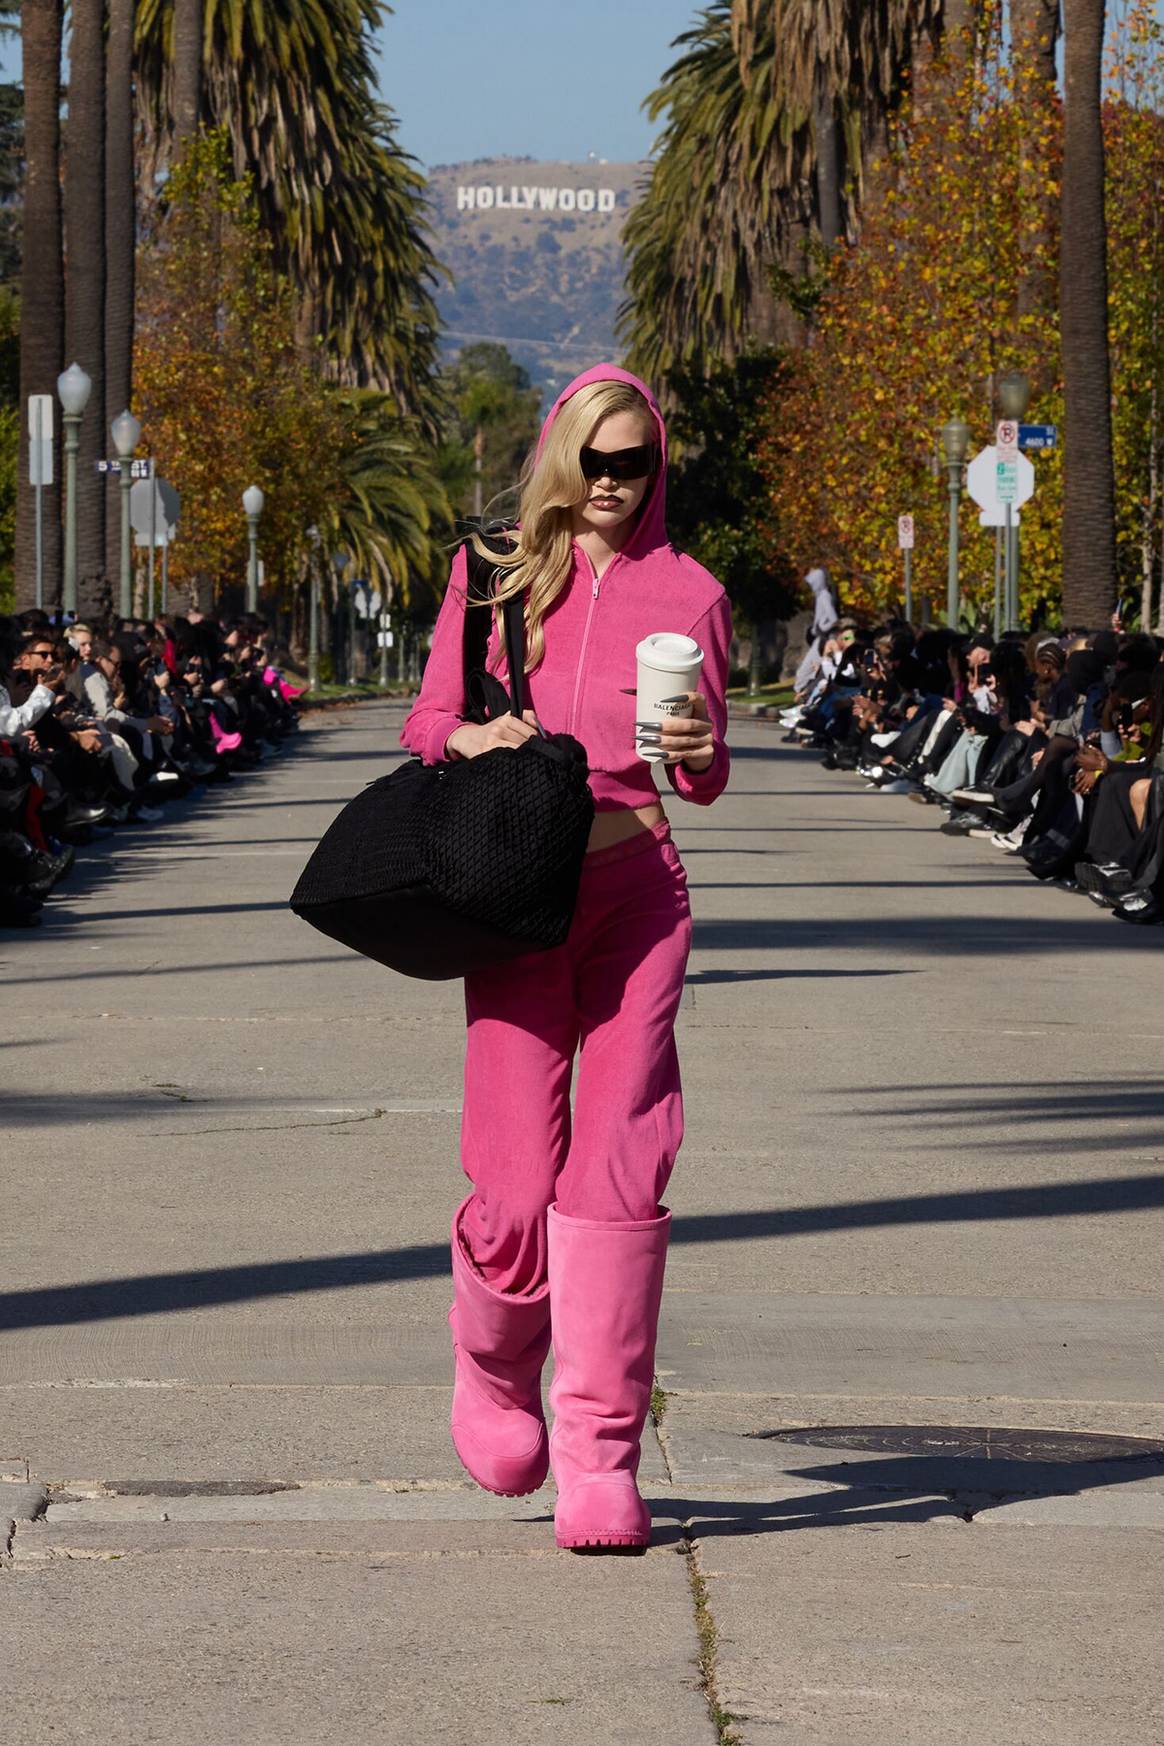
[134,133,345,607]
[763,4,1164,629]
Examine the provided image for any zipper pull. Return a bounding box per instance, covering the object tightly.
[593,578,600,599]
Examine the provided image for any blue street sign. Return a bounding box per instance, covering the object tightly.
[96,459,122,474]
[1019,423,1057,450]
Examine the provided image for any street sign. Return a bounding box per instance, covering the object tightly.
[28,395,54,486]
[130,476,166,537]
[897,513,915,551]
[966,445,1035,514]
[98,457,152,478]
[1019,423,1057,450]
[996,419,1019,460]
[157,479,181,530]
[996,458,1020,504]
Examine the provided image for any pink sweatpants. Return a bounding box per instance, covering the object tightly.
[460,821,692,1295]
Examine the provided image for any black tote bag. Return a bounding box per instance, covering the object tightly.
[289,539,595,979]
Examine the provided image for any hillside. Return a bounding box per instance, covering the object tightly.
[424,156,647,401]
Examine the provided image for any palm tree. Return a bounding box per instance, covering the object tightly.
[1012,0,1060,89]
[105,0,136,590]
[16,0,64,610]
[171,0,202,145]
[325,392,450,606]
[64,0,106,598]
[1060,0,1117,625]
[134,0,444,422]
[1012,0,1060,328]
[621,1,945,382]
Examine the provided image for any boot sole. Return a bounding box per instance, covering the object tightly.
[557,1534,649,1553]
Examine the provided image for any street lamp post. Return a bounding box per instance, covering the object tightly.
[243,484,265,613]
[111,409,142,620]
[940,418,971,630]
[997,371,1031,630]
[57,363,92,617]
[306,526,321,692]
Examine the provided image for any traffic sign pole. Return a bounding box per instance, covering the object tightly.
[993,526,1002,638]
[33,398,44,610]
[147,459,157,618]
[904,548,913,622]
[1005,502,1014,630]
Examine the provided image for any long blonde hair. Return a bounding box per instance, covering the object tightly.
[470,380,656,670]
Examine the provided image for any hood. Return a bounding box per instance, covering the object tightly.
[536,363,669,561]
[805,567,831,596]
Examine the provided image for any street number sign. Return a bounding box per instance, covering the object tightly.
[96,457,152,479]
[1019,423,1057,450]
[897,513,915,550]
[996,420,1019,460]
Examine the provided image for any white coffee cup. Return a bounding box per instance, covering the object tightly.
[635,632,704,762]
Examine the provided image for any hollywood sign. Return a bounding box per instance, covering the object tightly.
[456,184,618,215]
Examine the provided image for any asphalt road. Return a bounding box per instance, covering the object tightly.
[2,702,1161,1745]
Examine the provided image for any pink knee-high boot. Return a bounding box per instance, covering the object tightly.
[547,1202,670,1550]
[448,1197,551,1497]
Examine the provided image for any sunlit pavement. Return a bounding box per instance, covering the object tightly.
[2,703,1161,1745]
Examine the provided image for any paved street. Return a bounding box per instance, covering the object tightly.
[2,701,1162,1745]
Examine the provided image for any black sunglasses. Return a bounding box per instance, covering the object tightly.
[580,443,658,483]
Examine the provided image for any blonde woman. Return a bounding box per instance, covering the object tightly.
[401,364,731,1550]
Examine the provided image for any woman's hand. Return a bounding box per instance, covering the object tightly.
[446,710,541,760]
[643,692,716,771]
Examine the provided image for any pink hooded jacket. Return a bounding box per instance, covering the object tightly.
[400,364,732,811]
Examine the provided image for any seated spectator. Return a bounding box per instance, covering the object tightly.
[785,605,1164,929]
[0,607,304,928]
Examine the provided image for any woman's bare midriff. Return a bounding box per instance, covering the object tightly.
[586,801,666,853]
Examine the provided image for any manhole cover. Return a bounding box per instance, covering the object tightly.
[753,1425,1164,1463]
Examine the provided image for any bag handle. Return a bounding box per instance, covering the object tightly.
[463,532,527,720]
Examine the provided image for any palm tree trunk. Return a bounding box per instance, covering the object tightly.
[171,0,204,148]
[1011,0,1060,88]
[1060,0,1117,626]
[1013,0,1060,330]
[16,0,64,611]
[813,76,842,248]
[105,0,136,597]
[64,0,107,604]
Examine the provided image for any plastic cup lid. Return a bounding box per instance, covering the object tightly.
[635,632,704,671]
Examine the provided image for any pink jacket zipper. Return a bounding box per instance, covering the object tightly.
[568,550,615,736]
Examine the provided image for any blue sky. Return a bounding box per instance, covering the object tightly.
[1,3,1162,169]
[376,0,698,167]
[0,2,699,167]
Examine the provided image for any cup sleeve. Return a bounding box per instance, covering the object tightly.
[667,593,732,805]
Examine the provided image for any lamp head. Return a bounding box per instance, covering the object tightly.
[941,418,971,466]
[242,484,265,518]
[57,362,92,415]
[997,370,1031,421]
[111,409,142,457]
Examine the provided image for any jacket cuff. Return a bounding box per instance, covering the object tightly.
[667,739,729,805]
[424,712,467,764]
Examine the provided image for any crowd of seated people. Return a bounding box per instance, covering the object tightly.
[780,611,1164,927]
[0,609,306,927]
